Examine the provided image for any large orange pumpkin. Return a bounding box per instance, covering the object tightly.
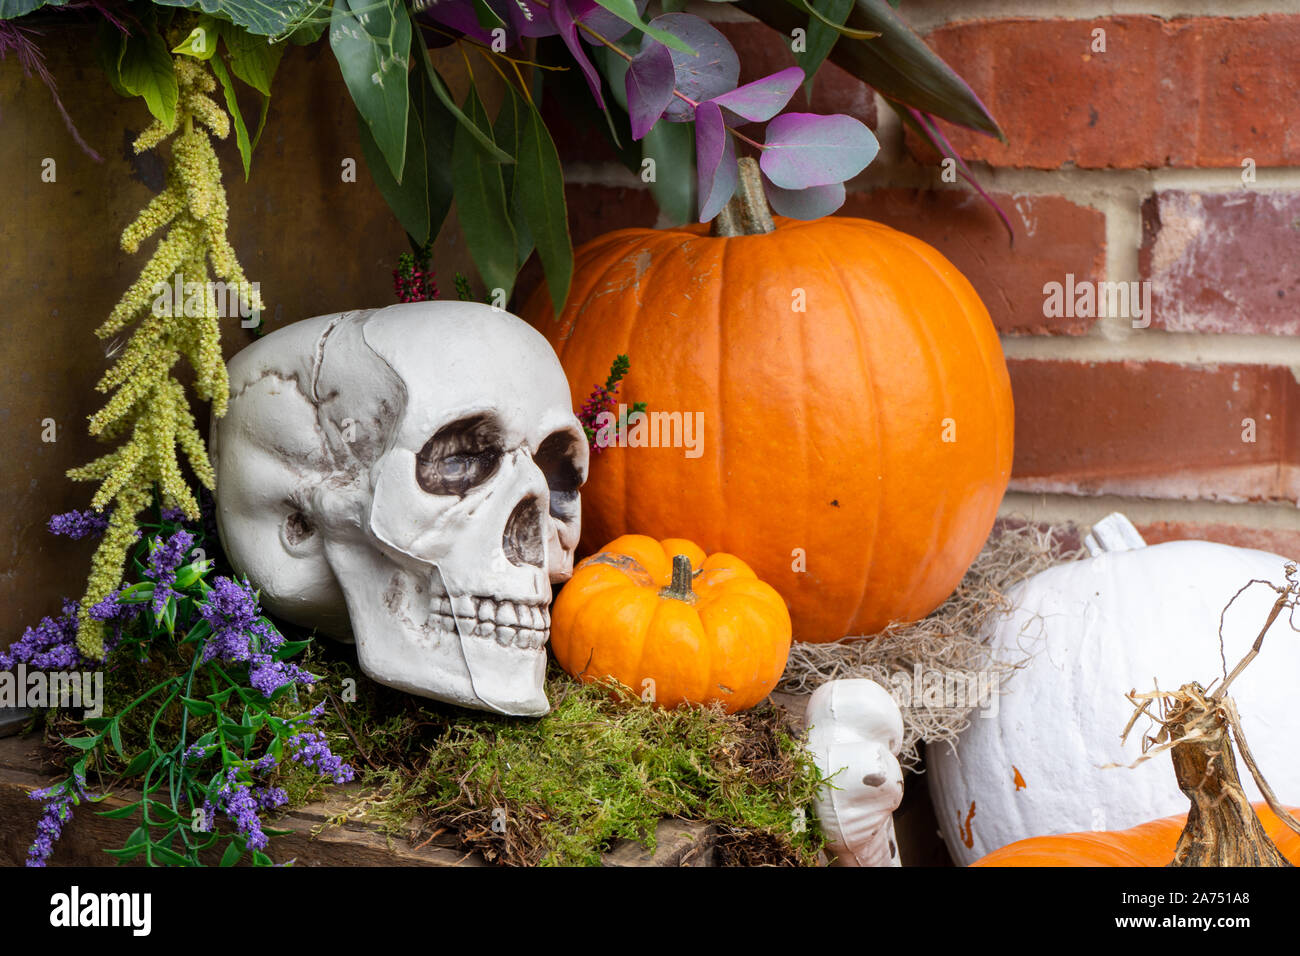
[550,534,791,713]
[523,174,1014,642]
[972,805,1300,866]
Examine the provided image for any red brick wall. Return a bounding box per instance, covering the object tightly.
[551,3,1300,558]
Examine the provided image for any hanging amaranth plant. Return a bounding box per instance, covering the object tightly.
[70,49,262,659]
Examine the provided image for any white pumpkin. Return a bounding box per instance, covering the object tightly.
[929,513,1300,866]
[806,679,905,866]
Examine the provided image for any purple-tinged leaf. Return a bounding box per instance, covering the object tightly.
[551,0,606,109]
[625,42,675,140]
[695,100,738,222]
[760,113,878,189]
[578,0,649,43]
[904,104,1014,244]
[647,13,739,122]
[761,175,846,220]
[506,0,561,38]
[417,1,495,45]
[710,66,803,125]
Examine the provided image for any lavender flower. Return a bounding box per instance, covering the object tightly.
[159,507,188,523]
[1,600,82,672]
[200,577,314,699]
[26,772,90,867]
[287,731,355,785]
[144,530,195,619]
[47,508,110,540]
[211,767,269,850]
[253,786,288,811]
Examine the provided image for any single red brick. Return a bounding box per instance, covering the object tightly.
[712,20,876,130]
[1139,190,1300,334]
[1008,359,1300,503]
[1137,521,1300,559]
[840,189,1105,334]
[911,16,1300,169]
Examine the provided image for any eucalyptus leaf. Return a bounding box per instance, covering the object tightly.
[694,100,737,222]
[762,175,845,218]
[625,41,675,140]
[329,0,411,183]
[516,96,573,313]
[590,0,695,54]
[642,118,694,226]
[760,111,877,188]
[493,89,535,268]
[797,0,853,91]
[418,53,514,163]
[452,86,519,301]
[648,14,738,122]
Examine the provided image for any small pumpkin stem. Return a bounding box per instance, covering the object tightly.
[1165,682,1290,867]
[712,157,775,237]
[660,554,697,603]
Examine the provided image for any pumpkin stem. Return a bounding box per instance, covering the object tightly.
[712,157,775,238]
[660,554,697,604]
[1165,682,1290,867]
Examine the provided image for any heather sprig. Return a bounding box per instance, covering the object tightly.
[393,241,438,302]
[578,354,647,452]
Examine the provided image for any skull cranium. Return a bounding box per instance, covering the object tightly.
[211,302,588,716]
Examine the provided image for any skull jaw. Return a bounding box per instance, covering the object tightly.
[353,620,550,716]
[329,552,552,716]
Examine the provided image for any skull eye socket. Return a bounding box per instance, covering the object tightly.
[416,415,503,497]
[535,430,583,521]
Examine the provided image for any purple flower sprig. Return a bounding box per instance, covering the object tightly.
[48,508,111,540]
[286,731,355,785]
[199,577,315,700]
[144,530,196,621]
[25,771,93,868]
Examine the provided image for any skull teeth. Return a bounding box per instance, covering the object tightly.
[430,595,550,650]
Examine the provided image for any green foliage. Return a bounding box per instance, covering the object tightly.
[150,0,327,41]
[330,0,412,183]
[451,83,519,301]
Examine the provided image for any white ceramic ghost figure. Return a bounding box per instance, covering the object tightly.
[806,679,906,867]
[211,302,589,717]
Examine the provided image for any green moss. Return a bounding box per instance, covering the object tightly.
[310,653,826,866]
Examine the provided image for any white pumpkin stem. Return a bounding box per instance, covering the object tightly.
[712,157,776,238]
[1084,512,1147,556]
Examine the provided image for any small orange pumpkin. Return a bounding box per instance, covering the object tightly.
[550,535,792,713]
[972,805,1300,866]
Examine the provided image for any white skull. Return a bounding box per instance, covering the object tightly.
[210,302,588,716]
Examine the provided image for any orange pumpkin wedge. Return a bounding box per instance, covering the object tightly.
[550,534,792,713]
[972,804,1300,866]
